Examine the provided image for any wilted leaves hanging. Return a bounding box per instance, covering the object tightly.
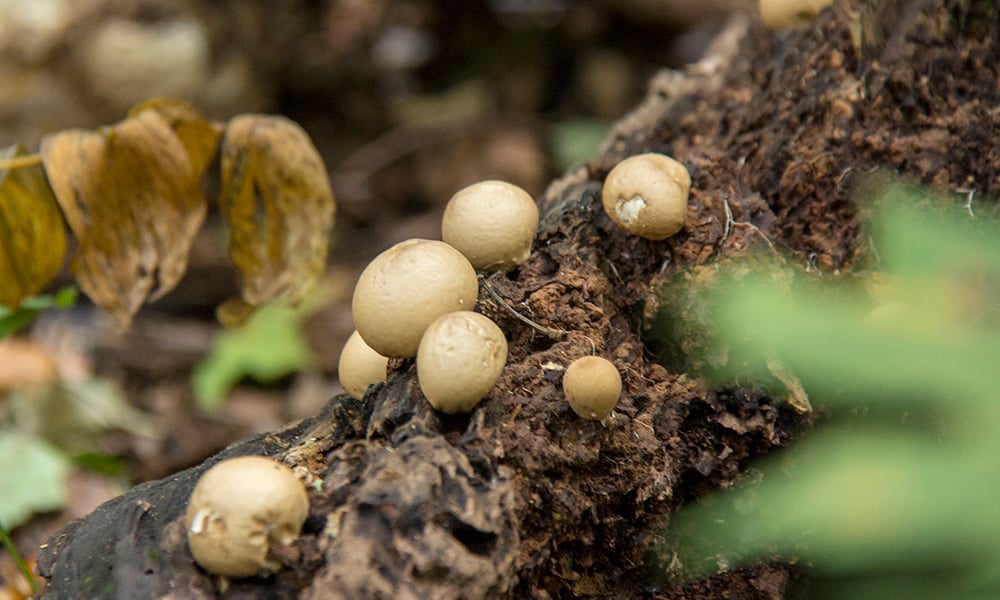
[39,108,209,326]
[0,145,67,308]
[218,115,336,317]
[128,98,221,181]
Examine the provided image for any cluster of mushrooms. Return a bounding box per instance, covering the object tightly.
[183,152,692,578]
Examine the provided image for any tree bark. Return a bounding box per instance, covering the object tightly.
[36,1,1000,598]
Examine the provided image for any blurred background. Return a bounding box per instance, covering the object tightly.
[0,0,754,594]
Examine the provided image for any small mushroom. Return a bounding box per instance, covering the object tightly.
[417,310,508,413]
[338,330,389,400]
[185,456,309,578]
[563,356,622,421]
[759,0,833,30]
[352,239,479,358]
[601,153,691,240]
[442,180,539,271]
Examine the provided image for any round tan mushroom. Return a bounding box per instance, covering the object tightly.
[417,311,508,413]
[352,239,479,358]
[442,180,539,271]
[185,456,309,578]
[601,153,691,240]
[759,0,833,30]
[563,356,622,421]
[338,330,389,400]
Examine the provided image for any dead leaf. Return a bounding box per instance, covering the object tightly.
[128,98,221,181]
[218,114,336,312]
[40,110,207,326]
[0,145,67,307]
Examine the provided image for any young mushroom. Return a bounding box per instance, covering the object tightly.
[338,330,389,400]
[417,310,508,413]
[185,455,309,578]
[352,239,479,358]
[442,180,539,271]
[562,356,622,421]
[601,153,691,240]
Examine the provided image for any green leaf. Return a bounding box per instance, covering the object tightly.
[0,429,71,529]
[661,183,1000,599]
[550,119,609,170]
[192,302,312,410]
[0,286,77,340]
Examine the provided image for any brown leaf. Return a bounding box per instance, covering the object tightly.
[0,144,67,307]
[40,110,207,326]
[128,98,222,181]
[218,114,336,309]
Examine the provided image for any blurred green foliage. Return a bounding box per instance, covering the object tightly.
[0,286,76,340]
[0,430,70,529]
[192,301,314,411]
[550,119,609,169]
[663,183,1000,599]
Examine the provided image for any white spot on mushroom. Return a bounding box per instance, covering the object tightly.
[615,196,646,224]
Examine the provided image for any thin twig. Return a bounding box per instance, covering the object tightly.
[480,275,567,339]
[0,154,42,171]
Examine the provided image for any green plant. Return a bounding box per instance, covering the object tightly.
[0,520,39,595]
[661,183,1000,599]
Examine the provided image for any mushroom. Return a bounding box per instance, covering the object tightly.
[185,455,309,578]
[417,310,508,413]
[338,330,389,400]
[759,0,834,30]
[563,356,622,421]
[352,239,479,358]
[442,180,539,271]
[601,153,691,240]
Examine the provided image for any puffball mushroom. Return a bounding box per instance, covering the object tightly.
[442,180,539,271]
[338,330,389,400]
[602,153,691,240]
[417,311,508,413]
[759,0,833,30]
[185,456,309,578]
[352,239,479,358]
[563,356,622,421]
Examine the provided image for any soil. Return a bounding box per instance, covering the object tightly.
[23,0,1000,598]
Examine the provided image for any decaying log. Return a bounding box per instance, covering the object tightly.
[36,1,999,598]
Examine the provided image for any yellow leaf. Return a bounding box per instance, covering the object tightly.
[218,114,336,309]
[0,144,67,307]
[40,110,207,326]
[128,98,221,181]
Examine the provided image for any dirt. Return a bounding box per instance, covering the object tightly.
[27,0,1000,598]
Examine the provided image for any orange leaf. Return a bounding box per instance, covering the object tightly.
[0,145,66,307]
[218,114,336,311]
[40,110,207,326]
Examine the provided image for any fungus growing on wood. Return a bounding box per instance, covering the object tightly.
[351,239,479,358]
[442,180,539,271]
[562,356,622,421]
[338,330,389,400]
[416,310,508,413]
[601,153,691,240]
[185,456,309,578]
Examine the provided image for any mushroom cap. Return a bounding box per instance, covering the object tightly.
[185,456,309,578]
[417,310,508,413]
[601,153,691,240]
[442,180,539,271]
[759,0,833,30]
[563,356,622,421]
[338,330,389,400]
[352,239,480,358]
